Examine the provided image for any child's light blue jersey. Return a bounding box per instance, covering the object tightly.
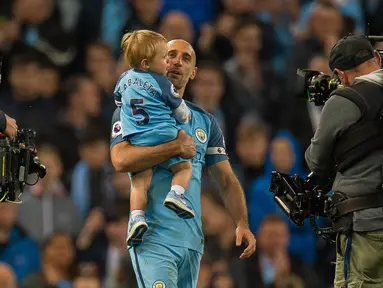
[115,69,190,146]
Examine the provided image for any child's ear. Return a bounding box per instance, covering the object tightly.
[141,59,150,69]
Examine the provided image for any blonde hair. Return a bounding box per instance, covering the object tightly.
[121,30,167,69]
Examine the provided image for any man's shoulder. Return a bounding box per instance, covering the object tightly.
[186,101,218,122]
[187,101,219,127]
[326,91,362,114]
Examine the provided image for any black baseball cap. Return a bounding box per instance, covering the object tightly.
[329,35,375,71]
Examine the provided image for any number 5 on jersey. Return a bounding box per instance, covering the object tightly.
[131,98,150,125]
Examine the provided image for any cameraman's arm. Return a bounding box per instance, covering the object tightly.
[305,95,361,175]
[0,111,17,139]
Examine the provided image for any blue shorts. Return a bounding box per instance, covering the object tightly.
[129,242,202,288]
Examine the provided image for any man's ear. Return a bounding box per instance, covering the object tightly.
[375,51,382,67]
[334,68,345,84]
[190,67,198,80]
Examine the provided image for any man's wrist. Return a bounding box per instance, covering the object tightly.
[237,219,249,229]
[169,138,182,157]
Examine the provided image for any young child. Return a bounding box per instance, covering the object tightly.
[115,30,194,246]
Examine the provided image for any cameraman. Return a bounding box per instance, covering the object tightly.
[305,35,383,287]
[0,111,17,139]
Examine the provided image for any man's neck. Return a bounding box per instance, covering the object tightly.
[177,86,186,98]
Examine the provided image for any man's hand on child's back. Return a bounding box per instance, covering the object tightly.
[176,130,196,159]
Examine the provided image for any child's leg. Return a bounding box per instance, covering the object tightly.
[127,168,152,246]
[130,168,152,212]
[164,161,195,219]
[169,161,192,195]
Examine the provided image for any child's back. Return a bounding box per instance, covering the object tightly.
[117,69,187,146]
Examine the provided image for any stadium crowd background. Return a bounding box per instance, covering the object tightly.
[0,0,381,287]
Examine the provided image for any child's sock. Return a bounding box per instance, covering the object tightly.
[171,185,185,195]
[131,210,145,220]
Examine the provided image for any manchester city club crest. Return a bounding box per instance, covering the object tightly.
[195,128,207,143]
[153,281,166,288]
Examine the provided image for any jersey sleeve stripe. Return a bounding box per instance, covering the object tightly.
[206,147,226,155]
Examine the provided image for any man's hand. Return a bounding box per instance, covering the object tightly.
[236,224,256,259]
[176,130,196,159]
[4,114,17,140]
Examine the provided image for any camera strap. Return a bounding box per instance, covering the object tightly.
[333,81,383,173]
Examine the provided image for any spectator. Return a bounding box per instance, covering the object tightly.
[76,0,131,57]
[85,41,117,121]
[77,202,132,286]
[233,122,269,190]
[224,18,285,127]
[71,129,113,219]
[202,195,246,287]
[21,232,76,288]
[159,11,195,44]
[123,0,162,33]
[0,51,57,137]
[52,74,103,183]
[247,130,317,264]
[191,61,227,136]
[17,143,82,244]
[38,57,61,100]
[196,13,236,63]
[0,203,40,284]
[244,214,318,288]
[12,0,77,69]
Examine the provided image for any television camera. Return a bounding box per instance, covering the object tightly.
[0,129,46,203]
[269,171,337,241]
[296,35,383,106]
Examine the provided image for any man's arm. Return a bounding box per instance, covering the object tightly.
[111,132,194,173]
[205,113,255,258]
[305,95,361,175]
[110,107,196,173]
[0,111,17,139]
[209,160,248,227]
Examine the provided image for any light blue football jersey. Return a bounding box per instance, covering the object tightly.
[110,102,228,253]
[115,69,188,146]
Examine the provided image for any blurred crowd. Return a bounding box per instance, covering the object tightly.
[0,0,382,287]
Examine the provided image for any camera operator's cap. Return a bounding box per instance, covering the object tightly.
[329,35,375,71]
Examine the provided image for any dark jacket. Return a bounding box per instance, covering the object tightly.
[305,69,383,232]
